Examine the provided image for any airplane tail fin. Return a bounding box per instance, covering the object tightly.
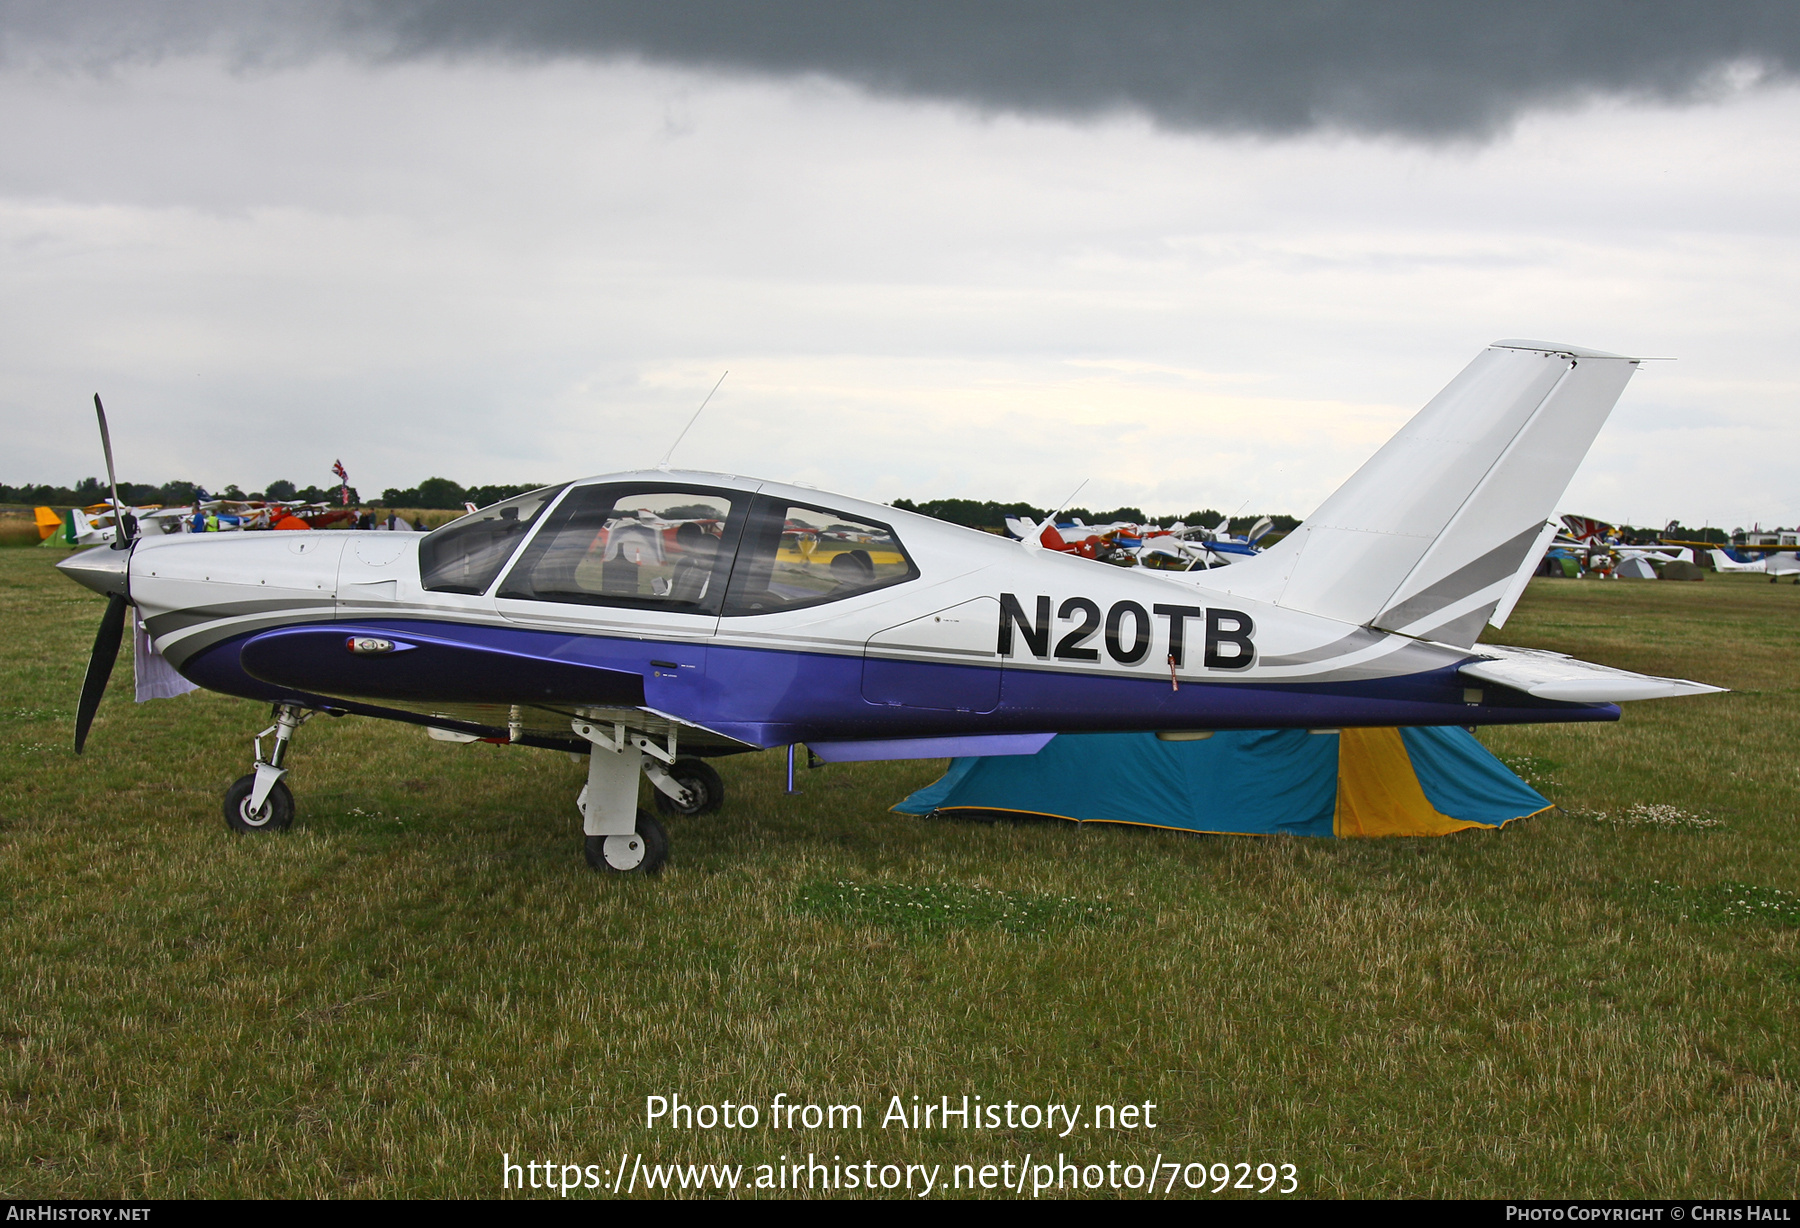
[1209,340,1641,646]
[33,506,62,540]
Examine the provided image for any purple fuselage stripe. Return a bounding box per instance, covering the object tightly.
[176,617,1620,749]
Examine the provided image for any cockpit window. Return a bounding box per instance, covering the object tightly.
[496,484,746,614]
[419,484,568,595]
[721,496,917,615]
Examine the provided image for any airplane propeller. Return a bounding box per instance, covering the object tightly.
[73,592,128,754]
[69,394,137,754]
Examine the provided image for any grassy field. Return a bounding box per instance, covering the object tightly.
[0,547,1795,1199]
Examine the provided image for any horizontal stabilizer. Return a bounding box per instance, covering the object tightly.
[1460,646,1725,703]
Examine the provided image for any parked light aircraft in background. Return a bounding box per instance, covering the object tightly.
[1708,548,1800,581]
[58,341,1723,874]
[1002,512,1277,571]
[39,498,359,547]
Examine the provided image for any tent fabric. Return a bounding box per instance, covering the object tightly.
[894,726,1550,838]
[1333,727,1479,837]
[1393,728,1549,829]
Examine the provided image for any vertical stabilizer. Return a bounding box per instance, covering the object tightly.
[1208,341,1640,646]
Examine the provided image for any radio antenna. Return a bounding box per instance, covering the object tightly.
[659,370,728,471]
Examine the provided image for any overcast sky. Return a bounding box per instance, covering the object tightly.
[3,2,1798,528]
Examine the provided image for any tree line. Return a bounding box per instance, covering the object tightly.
[3,479,1300,527]
[0,477,360,508]
[0,476,544,511]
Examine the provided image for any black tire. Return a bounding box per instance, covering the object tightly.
[653,758,725,817]
[585,808,669,874]
[223,773,295,834]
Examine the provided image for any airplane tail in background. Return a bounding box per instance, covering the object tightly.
[1709,549,1763,573]
[1210,340,1642,647]
[33,507,63,540]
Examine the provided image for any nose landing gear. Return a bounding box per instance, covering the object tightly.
[224,702,310,833]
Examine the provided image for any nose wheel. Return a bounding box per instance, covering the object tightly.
[225,702,309,834]
[224,774,294,832]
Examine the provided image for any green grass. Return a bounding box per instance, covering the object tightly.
[0,516,47,548]
[0,555,1797,1198]
[792,878,1131,937]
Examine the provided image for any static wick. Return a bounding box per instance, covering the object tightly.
[659,370,729,471]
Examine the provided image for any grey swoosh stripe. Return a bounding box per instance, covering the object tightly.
[1258,626,1386,668]
[159,610,339,668]
[156,606,524,669]
[144,598,325,638]
[1413,602,1500,649]
[1374,523,1545,633]
[997,636,1464,686]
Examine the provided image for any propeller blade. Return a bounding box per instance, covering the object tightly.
[74,592,129,755]
[93,394,136,546]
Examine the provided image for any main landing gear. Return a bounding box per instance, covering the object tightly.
[217,704,724,879]
[571,721,725,874]
[224,702,310,833]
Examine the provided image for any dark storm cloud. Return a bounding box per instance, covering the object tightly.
[7,1,1800,139]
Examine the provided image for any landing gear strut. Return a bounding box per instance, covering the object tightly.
[224,702,309,833]
[572,719,671,874]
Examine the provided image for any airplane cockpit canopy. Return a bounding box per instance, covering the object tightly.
[418,484,568,595]
[423,479,917,614]
[498,483,740,612]
[721,497,917,615]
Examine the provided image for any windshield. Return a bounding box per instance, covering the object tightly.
[418,485,568,594]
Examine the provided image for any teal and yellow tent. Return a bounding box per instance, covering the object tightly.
[894,726,1549,838]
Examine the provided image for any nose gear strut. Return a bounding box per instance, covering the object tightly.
[223,702,310,833]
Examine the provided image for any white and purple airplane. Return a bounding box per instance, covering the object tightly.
[58,340,1723,873]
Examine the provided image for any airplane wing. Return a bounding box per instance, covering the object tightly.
[1459,645,1724,702]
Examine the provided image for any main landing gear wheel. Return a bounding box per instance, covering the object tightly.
[653,757,725,817]
[585,809,668,874]
[223,773,295,834]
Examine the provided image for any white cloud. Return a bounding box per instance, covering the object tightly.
[1,55,1796,528]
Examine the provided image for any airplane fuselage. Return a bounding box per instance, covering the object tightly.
[101,469,1614,754]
